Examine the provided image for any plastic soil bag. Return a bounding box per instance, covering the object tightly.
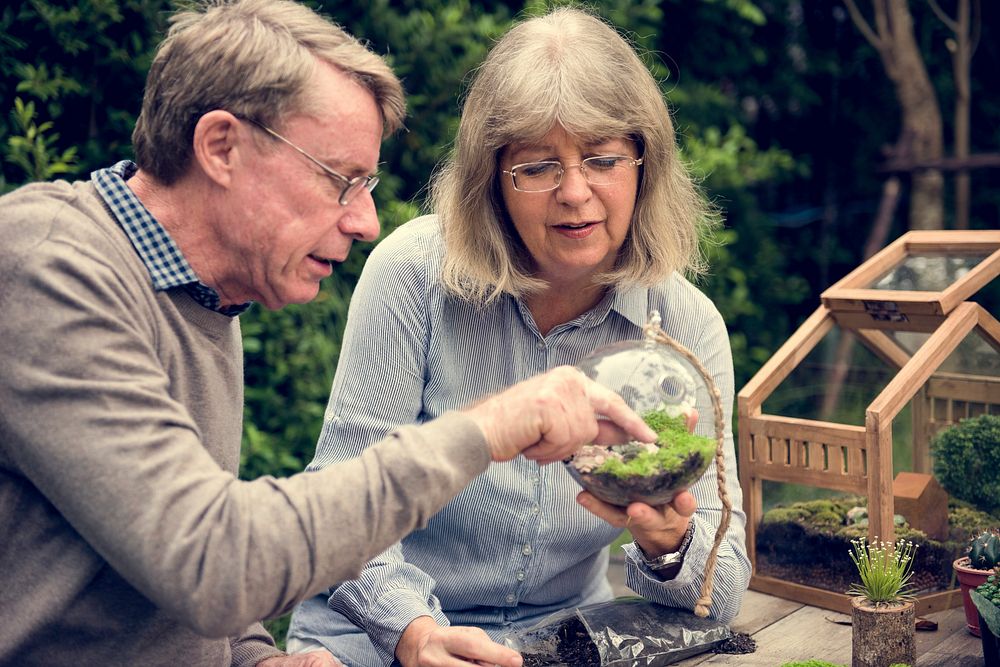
[501,597,732,666]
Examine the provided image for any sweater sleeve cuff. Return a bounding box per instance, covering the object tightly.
[229,622,284,667]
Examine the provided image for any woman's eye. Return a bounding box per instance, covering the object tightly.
[520,162,558,177]
[587,156,623,171]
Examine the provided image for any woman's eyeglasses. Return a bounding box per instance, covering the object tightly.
[502,155,643,193]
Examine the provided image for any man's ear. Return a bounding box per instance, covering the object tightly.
[191,110,244,188]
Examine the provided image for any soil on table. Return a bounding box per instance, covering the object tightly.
[518,615,600,667]
[713,632,757,654]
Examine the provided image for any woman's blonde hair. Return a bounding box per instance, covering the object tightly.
[133,0,405,185]
[433,7,717,303]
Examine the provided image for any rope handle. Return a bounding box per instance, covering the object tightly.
[644,316,733,618]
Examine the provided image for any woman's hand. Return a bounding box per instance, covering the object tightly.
[396,616,522,667]
[577,404,702,556]
[577,490,697,558]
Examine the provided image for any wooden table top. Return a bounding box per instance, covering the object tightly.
[674,589,982,666]
[607,560,984,665]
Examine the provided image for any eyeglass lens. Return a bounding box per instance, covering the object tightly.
[511,156,639,192]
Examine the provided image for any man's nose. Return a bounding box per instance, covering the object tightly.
[338,189,380,242]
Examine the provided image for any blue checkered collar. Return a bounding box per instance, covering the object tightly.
[92,160,250,316]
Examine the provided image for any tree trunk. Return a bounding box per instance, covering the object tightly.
[851,596,916,667]
[845,0,945,230]
[948,0,974,229]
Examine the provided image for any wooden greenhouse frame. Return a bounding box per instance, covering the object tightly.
[738,230,1000,614]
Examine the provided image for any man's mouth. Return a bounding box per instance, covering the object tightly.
[308,254,335,266]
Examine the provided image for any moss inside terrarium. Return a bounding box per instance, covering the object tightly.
[596,410,715,479]
[756,496,997,595]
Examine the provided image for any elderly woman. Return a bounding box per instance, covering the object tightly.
[288,7,750,667]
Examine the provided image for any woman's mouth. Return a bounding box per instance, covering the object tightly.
[553,221,599,239]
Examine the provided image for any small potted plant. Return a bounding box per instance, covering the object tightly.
[848,537,918,667]
[971,567,1000,666]
[955,529,1000,636]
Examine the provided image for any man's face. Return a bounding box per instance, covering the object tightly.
[225,62,383,310]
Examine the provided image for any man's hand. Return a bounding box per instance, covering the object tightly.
[396,616,522,667]
[464,366,656,464]
[257,651,343,667]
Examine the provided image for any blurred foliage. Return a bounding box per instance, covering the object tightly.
[2,0,998,513]
[932,415,1000,516]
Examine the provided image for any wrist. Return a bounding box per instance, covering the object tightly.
[636,520,695,571]
[396,616,438,667]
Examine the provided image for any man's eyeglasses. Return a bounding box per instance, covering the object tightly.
[501,155,644,193]
[243,118,379,206]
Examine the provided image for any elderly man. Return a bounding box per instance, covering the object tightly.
[0,1,654,666]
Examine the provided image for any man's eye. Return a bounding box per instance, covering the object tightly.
[519,162,559,178]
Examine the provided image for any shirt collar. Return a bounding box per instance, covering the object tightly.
[611,285,651,330]
[92,160,250,316]
[570,285,650,331]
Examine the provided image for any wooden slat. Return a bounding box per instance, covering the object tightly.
[926,375,1000,403]
[750,575,963,617]
[738,307,832,409]
[917,589,966,615]
[939,247,1000,312]
[823,233,910,294]
[976,304,1000,355]
[742,416,868,491]
[823,288,948,314]
[865,414,896,545]
[869,302,979,422]
[903,229,1000,250]
[750,574,852,613]
[744,464,867,492]
[912,386,930,473]
[745,415,867,445]
[830,310,945,333]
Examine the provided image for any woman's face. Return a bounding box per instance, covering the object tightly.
[498,125,640,285]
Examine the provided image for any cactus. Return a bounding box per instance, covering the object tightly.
[968,529,1000,570]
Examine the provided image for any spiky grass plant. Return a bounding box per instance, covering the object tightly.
[847,537,918,605]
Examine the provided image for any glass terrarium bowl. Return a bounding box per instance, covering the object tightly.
[565,326,717,507]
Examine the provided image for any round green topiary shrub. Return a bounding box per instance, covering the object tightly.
[932,414,1000,516]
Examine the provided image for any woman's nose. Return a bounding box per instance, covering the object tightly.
[555,163,592,204]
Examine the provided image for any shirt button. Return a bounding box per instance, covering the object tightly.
[531,475,540,485]
[506,594,516,604]
[522,544,532,556]
[517,571,526,581]
[530,505,540,515]
[536,341,545,350]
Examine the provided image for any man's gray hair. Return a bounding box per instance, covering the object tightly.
[132,0,405,185]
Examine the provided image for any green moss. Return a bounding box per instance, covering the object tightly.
[762,507,811,525]
[595,409,715,479]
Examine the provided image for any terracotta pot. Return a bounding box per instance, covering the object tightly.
[955,556,992,637]
[851,596,915,667]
